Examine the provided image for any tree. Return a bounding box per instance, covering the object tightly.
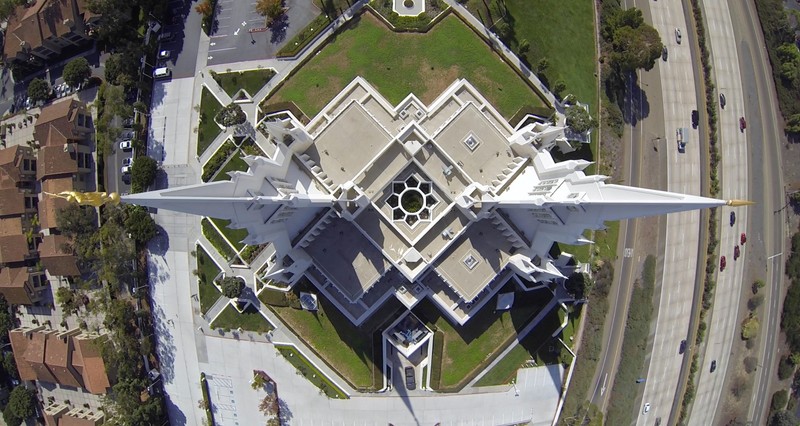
[104,52,139,88]
[0,294,14,340]
[7,387,35,420]
[195,0,213,17]
[518,39,530,56]
[747,294,764,311]
[27,78,51,103]
[124,206,157,243]
[769,410,798,426]
[217,103,246,127]
[493,21,512,42]
[0,0,17,22]
[63,57,92,87]
[743,356,758,374]
[56,286,81,315]
[2,405,21,426]
[786,114,800,135]
[610,24,662,72]
[130,156,158,193]
[259,393,278,415]
[255,0,284,22]
[565,105,597,133]
[741,314,759,340]
[56,204,98,238]
[565,272,591,299]
[772,389,790,411]
[780,355,796,380]
[220,276,244,299]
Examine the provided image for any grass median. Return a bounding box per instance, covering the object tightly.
[196,245,222,315]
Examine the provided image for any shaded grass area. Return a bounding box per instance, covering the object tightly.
[212,150,249,182]
[201,218,236,261]
[606,255,656,424]
[197,87,223,156]
[266,13,547,119]
[211,69,276,97]
[202,139,237,182]
[276,345,349,399]
[211,304,274,333]
[475,305,565,386]
[208,218,248,252]
[415,285,550,391]
[260,281,404,389]
[196,245,222,315]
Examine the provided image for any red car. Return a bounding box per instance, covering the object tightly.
[720,256,727,271]
[734,245,741,260]
[739,116,747,132]
[741,232,747,245]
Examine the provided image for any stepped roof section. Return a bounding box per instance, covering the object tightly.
[123,77,725,325]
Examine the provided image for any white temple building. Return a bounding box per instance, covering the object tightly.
[124,77,726,325]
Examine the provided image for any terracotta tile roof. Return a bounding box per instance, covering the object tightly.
[35,99,88,147]
[39,193,70,230]
[3,0,47,60]
[38,0,79,42]
[24,328,59,383]
[0,217,23,236]
[73,335,110,395]
[0,266,33,305]
[37,145,78,180]
[59,408,104,426]
[44,331,82,388]
[39,234,80,276]
[9,328,39,381]
[0,234,30,263]
[0,188,26,216]
[0,146,24,187]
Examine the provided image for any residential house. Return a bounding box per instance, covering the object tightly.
[3,0,100,68]
[44,403,104,426]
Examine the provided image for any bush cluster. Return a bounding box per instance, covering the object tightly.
[276,13,332,58]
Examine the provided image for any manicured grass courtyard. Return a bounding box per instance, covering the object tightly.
[197,88,224,156]
[212,151,249,182]
[201,218,236,261]
[266,13,548,119]
[211,304,274,333]
[196,245,222,315]
[212,69,276,98]
[260,282,404,390]
[414,285,549,391]
[208,218,248,251]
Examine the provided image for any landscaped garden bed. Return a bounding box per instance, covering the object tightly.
[196,245,222,315]
[198,87,224,156]
[211,69,276,97]
[211,303,274,333]
[201,218,238,262]
[275,345,349,399]
[265,13,548,119]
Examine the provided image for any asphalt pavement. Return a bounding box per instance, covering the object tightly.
[207,0,319,65]
[158,0,204,79]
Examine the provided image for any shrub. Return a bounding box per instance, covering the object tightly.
[753,279,766,294]
[748,294,765,311]
[220,276,245,299]
[741,314,759,340]
[130,156,158,193]
[744,356,758,374]
[217,103,247,127]
[63,57,91,87]
[772,389,789,411]
[779,356,796,380]
[27,78,51,103]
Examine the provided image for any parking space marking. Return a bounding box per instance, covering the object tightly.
[208,47,238,53]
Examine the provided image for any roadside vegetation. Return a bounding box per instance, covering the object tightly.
[606,255,655,424]
[558,261,614,425]
[265,14,548,119]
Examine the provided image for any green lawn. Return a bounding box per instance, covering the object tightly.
[198,88,224,156]
[260,282,404,389]
[209,218,248,251]
[266,13,548,118]
[212,69,276,97]
[475,305,565,386]
[212,151,250,182]
[276,345,349,399]
[211,304,274,333]
[196,245,222,315]
[414,285,549,390]
[201,218,236,261]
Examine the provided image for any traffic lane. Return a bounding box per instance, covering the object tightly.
[160,0,203,78]
[207,0,319,65]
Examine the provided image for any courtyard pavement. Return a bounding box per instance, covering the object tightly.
[145,0,567,424]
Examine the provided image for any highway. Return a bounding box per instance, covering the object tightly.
[636,0,705,424]
[726,0,788,424]
[688,0,750,423]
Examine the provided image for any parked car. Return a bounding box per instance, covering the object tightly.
[121,165,132,174]
[720,256,726,271]
[153,67,172,80]
[662,46,668,61]
[675,28,682,44]
[741,232,747,245]
[157,32,174,42]
[643,403,651,414]
[158,50,171,60]
[719,93,726,109]
[730,211,736,226]
[404,367,415,390]
[739,116,747,131]
[734,245,741,260]
[679,340,687,354]
[691,110,699,129]
[119,140,132,150]
[710,360,717,372]
[122,157,133,167]
[122,117,135,128]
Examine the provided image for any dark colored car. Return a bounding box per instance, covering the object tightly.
[710,360,717,373]
[719,93,726,109]
[405,367,415,390]
[734,245,741,260]
[662,46,668,61]
[720,256,727,271]
[730,211,736,226]
[691,110,699,129]
[739,116,747,131]
[741,232,747,245]
[679,340,687,354]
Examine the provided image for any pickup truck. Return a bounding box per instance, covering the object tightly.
[677,127,689,152]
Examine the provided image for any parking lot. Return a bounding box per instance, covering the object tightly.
[207,0,319,65]
[155,0,204,79]
[105,118,134,195]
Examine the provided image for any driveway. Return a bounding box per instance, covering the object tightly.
[158,0,205,79]
[207,0,319,65]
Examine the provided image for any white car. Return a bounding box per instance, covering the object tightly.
[121,165,132,174]
[643,403,651,414]
[675,28,682,44]
[158,50,171,60]
[119,140,132,150]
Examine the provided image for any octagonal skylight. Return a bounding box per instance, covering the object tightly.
[385,174,439,227]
